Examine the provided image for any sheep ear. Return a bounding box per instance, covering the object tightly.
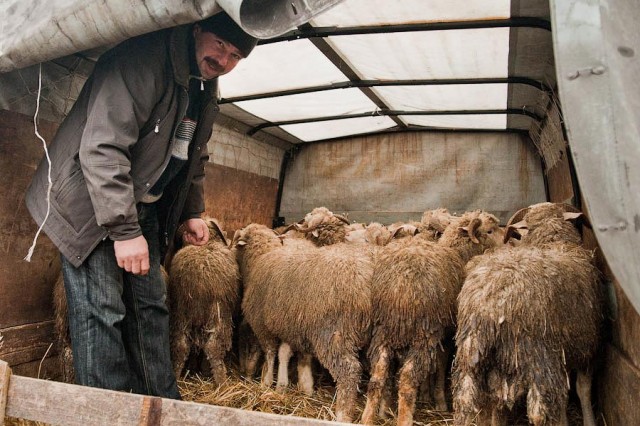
[563,211,583,221]
[210,218,229,246]
[230,230,243,248]
[504,225,522,244]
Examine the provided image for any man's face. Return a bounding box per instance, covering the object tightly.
[193,24,244,80]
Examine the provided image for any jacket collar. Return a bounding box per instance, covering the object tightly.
[169,25,217,99]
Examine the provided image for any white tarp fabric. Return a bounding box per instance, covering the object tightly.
[280,132,546,224]
[0,0,223,72]
[0,0,345,72]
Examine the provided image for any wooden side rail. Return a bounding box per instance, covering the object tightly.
[0,360,347,426]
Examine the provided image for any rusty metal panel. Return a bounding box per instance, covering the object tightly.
[280,132,546,225]
[551,0,640,313]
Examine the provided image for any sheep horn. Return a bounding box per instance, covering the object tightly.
[460,218,482,244]
[391,227,405,240]
[276,223,297,235]
[507,207,530,227]
[294,222,314,233]
[210,218,229,246]
[334,214,351,225]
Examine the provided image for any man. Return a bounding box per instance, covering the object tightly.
[26,11,257,398]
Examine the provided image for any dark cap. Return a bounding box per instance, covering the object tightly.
[197,11,259,58]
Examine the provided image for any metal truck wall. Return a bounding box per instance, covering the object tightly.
[551,0,640,314]
[280,131,546,225]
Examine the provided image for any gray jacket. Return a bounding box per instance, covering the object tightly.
[26,25,219,267]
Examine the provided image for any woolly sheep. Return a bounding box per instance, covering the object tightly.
[362,210,505,426]
[233,223,372,423]
[294,206,351,246]
[168,217,241,385]
[453,202,603,426]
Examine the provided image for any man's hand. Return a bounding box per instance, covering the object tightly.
[181,218,210,246]
[114,235,150,275]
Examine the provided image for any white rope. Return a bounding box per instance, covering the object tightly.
[24,63,53,262]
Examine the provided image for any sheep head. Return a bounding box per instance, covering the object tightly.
[294,207,351,246]
[230,223,282,250]
[388,222,419,240]
[441,210,504,261]
[420,208,457,240]
[505,202,587,245]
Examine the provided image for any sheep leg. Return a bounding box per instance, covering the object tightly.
[333,353,362,424]
[527,380,568,426]
[238,321,262,378]
[362,346,391,425]
[378,360,394,419]
[576,370,596,426]
[397,353,427,426]
[204,325,229,386]
[317,340,362,424]
[243,344,262,378]
[297,352,314,396]
[61,345,75,383]
[260,344,277,387]
[170,328,190,379]
[276,343,293,392]
[433,344,450,411]
[453,370,485,426]
[490,404,508,426]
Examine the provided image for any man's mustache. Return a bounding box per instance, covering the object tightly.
[204,57,224,72]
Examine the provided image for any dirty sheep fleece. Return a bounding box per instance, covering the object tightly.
[453,202,604,426]
[234,223,372,423]
[168,218,240,385]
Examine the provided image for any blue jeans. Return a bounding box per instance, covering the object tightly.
[61,202,180,398]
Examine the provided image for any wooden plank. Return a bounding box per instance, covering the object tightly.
[5,375,348,426]
[599,345,640,426]
[609,279,640,365]
[0,360,11,424]
[0,321,56,366]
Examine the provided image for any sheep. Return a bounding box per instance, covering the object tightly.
[233,223,373,423]
[452,202,604,426]
[294,206,351,246]
[168,217,241,385]
[53,272,74,383]
[362,210,505,426]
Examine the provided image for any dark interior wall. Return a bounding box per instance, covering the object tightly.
[0,109,60,378]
